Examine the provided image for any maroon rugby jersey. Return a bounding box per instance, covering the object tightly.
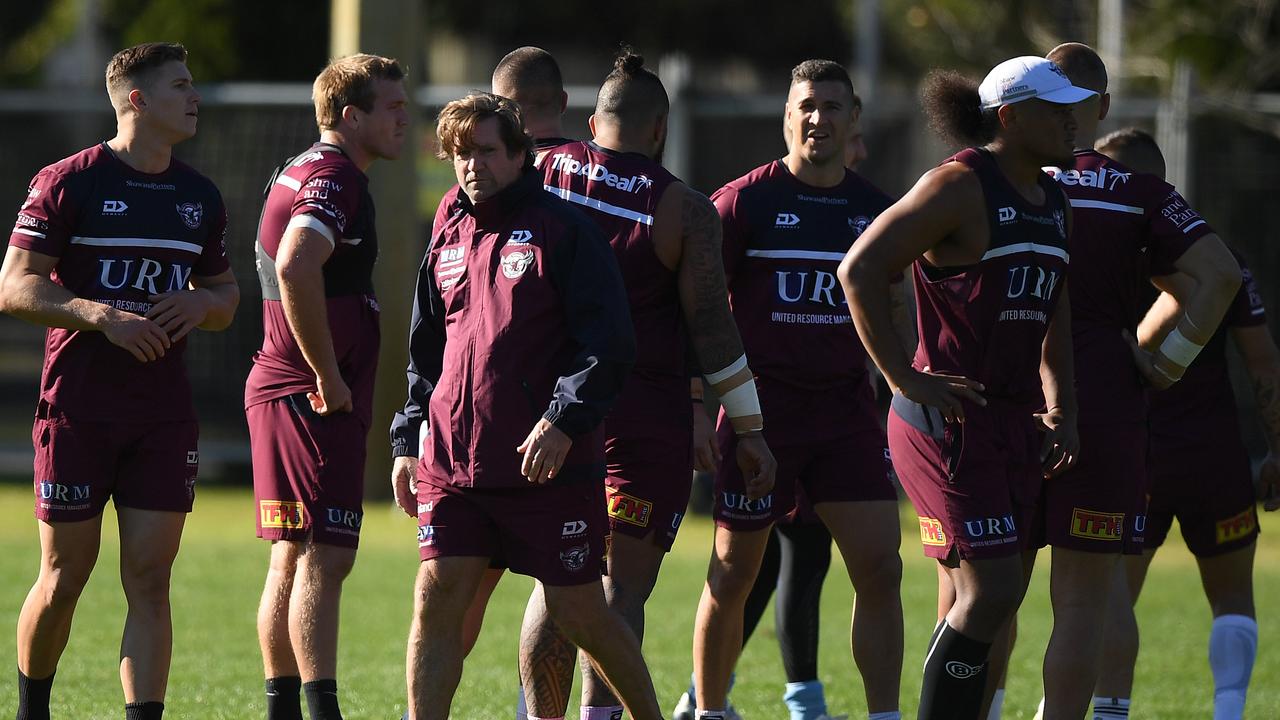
[541,141,685,422]
[912,148,1070,409]
[1147,251,1266,445]
[244,142,380,427]
[715,161,893,394]
[8,143,229,422]
[1045,149,1214,425]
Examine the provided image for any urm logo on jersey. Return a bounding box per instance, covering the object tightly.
[1005,265,1060,301]
[98,258,193,295]
[776,270,844,308]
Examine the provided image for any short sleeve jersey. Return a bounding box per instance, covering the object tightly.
[8,143,229,422]
[713,160,893,393]
[1045,149,1215,425]
[1147,251,1266,444]
[244,142,381,426]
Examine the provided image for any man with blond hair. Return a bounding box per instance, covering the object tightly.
[246,53,408,720]
[392,91,663,720]
[1,42,239,720]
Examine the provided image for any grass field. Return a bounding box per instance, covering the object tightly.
[0,484,1277,719]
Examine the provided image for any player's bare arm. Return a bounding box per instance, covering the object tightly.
[839,163,987,422]
[275,225,349,415]
[144,267,239,341]
[1170,234,1242,332]
[1128,241,1240,389]
[1231,322,1280,510]
[0,245,171,362]
[667,184,776,499]
[888,279,915,356]
[1135,285,1186,348]
[1037,284,1079,477]
[690,377,720,472]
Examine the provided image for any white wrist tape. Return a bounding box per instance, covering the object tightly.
[705,354,763,434]
[705,355,748,386]
[1158,326,1204,368]
[719,381,763,434]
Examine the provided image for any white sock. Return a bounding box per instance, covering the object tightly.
[581,706,623,720]
[1091,696,1130,719]
[986,689,1005,720]
[516,687,528,720]
[1032,696,1045,720]
[697,711,727,720]
[1209,614,1257,720]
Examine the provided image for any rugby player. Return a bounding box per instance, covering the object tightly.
[675,90,884,720]
[691,60,904,720]
[1,42,238,720]
[245,54,408,720]
[1087,127,1275,720]
[840,56,1090,718]
[1032,43,1241,720]
[516,49,775,720]
[394,91,663,720]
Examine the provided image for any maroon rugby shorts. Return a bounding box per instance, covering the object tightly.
[416,471,607,586]
[713,416,895,532]
[603,414,693,551]
[1145,436,1259,557]
[889,396,1041,561]
[32,400,198,522]
[1033,422,1146,555]
[248,394,367,549]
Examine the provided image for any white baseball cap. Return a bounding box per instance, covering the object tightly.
[978,56,1098,109]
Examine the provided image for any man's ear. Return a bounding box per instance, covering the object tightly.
[1099,92,1111,122]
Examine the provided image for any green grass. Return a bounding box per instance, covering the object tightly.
[0,484,1277,719]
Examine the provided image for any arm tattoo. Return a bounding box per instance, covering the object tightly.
[1252,370,1280,451]
[681,190,746,371]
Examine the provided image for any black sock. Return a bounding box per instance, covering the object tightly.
[124,701,164,720]
[16,668,54,720]
[302,679,343,720]
[266,676,304,720]
[918,622,992,720]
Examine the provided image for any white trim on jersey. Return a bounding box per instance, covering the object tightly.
[1068,198,1144,214]
[284,214,336,247]
[70,235,203,255]
[745,248,848,261]
[542,185,654,226]
[13,227,46,239]
[981,242,1070,263]
[1182,219,1206,234]
[275,174,303,191]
